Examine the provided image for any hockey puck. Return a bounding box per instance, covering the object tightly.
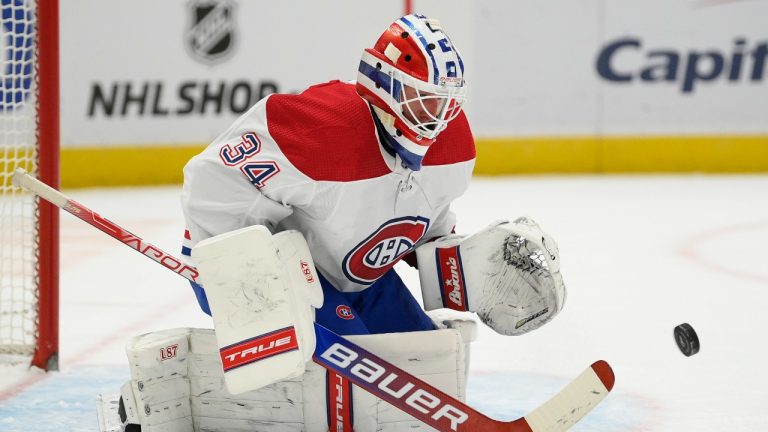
[674,323,699,356]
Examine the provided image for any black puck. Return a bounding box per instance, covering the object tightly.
[674,323,700,356]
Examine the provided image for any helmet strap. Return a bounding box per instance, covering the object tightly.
[370,105,432,171]
[372,105,396,129]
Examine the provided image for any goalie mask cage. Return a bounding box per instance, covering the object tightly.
[0,0,59,370]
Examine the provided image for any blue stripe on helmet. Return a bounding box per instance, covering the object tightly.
[392,78,403,102]
[399,16,439,85]
[360,60,407,101]
[359,60,391,90]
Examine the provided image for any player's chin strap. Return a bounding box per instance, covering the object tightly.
[371,105,432,171]
[416,217,567,336]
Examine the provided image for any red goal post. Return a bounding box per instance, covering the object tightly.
[0,0,59,371]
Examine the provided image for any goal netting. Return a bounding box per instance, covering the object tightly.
[0,0,59,370]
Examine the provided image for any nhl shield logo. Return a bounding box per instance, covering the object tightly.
[186,0,236,64]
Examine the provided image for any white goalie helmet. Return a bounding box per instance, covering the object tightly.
[356,14,467,170]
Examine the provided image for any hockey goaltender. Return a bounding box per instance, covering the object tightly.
[96,13,573,432]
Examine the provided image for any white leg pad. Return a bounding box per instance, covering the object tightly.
[110,325,474,432]
[347,329,468,432]
[119,378,193,431]
[126,328,190,385]
[427,309,478,401]
[118,381,140,425]
[122,328,194,430]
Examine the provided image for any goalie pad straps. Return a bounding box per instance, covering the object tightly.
[416,218,567,336]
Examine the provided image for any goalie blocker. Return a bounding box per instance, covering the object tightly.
[416,217,566,336]
[190,225,324,394]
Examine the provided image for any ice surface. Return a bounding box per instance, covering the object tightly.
[1,175,767,431]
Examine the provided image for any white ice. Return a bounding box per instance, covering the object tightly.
[1,175,767,431]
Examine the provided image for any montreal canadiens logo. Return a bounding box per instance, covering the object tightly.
[336,305,355,320]
[342,216,430,285]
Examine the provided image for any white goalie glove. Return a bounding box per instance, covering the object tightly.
[416,217,566,336]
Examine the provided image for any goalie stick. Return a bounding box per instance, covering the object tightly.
[13,167,615,432]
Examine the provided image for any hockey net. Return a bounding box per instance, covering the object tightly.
[0,0,59,370]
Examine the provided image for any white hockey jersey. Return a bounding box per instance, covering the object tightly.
[181,80,475,293]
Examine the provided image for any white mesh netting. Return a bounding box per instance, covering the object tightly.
[0,0,40,356]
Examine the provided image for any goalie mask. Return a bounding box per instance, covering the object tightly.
[356,14,467,170]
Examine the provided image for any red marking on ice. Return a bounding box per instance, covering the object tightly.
[0,373,48,402]
[0,293,198,403]
[678,220,768,285]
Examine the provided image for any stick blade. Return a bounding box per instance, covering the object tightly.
[522,360,614,432]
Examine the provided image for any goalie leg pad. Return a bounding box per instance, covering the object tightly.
[104,326,474,432]
[119,328,195,431]
[427,309,477,401]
